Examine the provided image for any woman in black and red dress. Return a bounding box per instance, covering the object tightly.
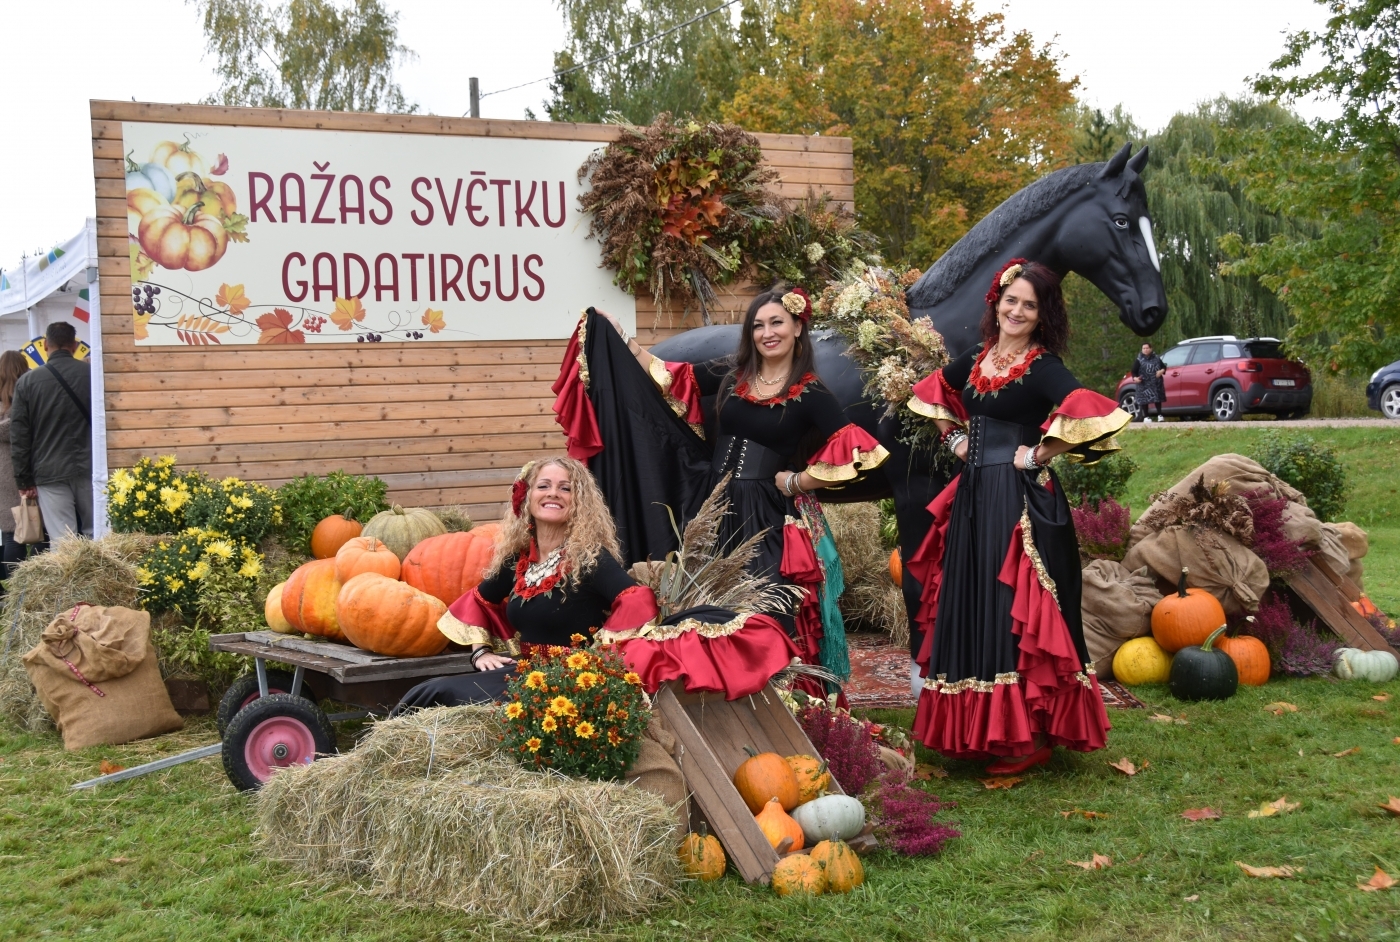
[395,456,797,711]
[904,260,1128,774]
[553,288,888,693]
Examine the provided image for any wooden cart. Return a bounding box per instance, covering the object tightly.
[207,630,476,790]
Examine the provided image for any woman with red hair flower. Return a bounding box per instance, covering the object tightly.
[904,260,1129,774]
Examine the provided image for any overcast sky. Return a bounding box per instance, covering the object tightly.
[0,0,1332,270]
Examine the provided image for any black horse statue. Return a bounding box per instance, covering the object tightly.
[649,143,1168,653]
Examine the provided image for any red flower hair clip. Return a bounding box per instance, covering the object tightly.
[510,461,536,517]
[985,258,1029,306]
[780,287,812,322]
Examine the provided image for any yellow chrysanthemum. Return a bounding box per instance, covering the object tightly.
[504,702,525,719]
[156,455,177,467]
[565,651,590,670]
[607,728,623,746]
[526,737,543,753]
[187,560,211,581]
[548,695,576,717]
[573,722,595,739]
[541,715,558,733]
[165,577,185,592]
[570,633,588,645]
[233,495,254,510]
[135,567,154,586]
[524,671,547,690]
[238,558,263,579]
[574,671,599,690]
[623,672,642,686]
[205,540,235,560]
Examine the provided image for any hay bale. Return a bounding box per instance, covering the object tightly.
[825,503,908,647]
[0,534,156,732]
[256,706,681,927]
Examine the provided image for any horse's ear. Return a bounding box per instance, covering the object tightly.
[1127,146,1149,174]
[1098,142,1132,179]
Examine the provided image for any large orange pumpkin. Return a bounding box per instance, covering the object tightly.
[1151,568,1226,653]
[400,525,500,605]
[734,749,800,813]
[755,797,804,852]
[335,536,401,582]
[889,548,902,585]
[311,514,363,559]
[335,572,449,658]
[1216,632,1271,686]
[280,559,345,641]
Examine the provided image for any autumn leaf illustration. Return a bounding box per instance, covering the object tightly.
[133,311,152,341]
[1181,808,1221,821]
[1236,861,1300,878]
[216,283,250,316]
[331,296,367,331]
[210,153,229,175]
[129,241,154,282]
[1067,854,1112,870]
[256,309,306,344]
[175,314,229,346]
[421,308,446,333]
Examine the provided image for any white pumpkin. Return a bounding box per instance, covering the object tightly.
[790,793,865,843]
[1334,647,1399,683]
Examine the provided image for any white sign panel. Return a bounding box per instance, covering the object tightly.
[121,121,634,345]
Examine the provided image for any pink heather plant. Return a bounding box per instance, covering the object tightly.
[871,774,960,856]
[797,700,884,796]
[1241,591,1338,677]
[1071,499,1131,560]
[1242,489,1313,577]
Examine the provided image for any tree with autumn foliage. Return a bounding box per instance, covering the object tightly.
[722,0,1077,263]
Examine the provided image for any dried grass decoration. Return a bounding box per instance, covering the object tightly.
[814,265,950,452]
[503,646,650,780]
[256,706,681,927]
[578,113,778,319]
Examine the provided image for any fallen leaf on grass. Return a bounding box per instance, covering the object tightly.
[1263,702,1298,715]
[1067,854,1112,870]
[1148,713,1189,725]
[1060,809,1109,820]
[913,763,948,780]
[1183,894,1200,902]
[1025,850,1044,861]
[1359,867,1397,892]
[1236,861,1301,878]
[1373,693,1390,702]
[1109,758,1148,776]
[1332,747,1361,758]
[108,856,131,864]
[1394,737,1400,745]
[1182,807,1222,821]
[1248,796,1301,818]
[1378,797,1400,816]
[979,776,1021,789]
[98,760,125,775]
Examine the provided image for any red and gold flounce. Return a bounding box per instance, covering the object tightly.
[907,369,970,425]
[1041,388,1131,464]
[805,423,891,483]
[602,611,799,700]
[553,312,603,460]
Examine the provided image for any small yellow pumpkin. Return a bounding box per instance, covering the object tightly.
[809,839,864,893]
[677,823,725,882]
[1112,636,1173,686]
[771,854,826,896]
[786,754,830,805]
[756,797,804,852]
[264,582,295,634]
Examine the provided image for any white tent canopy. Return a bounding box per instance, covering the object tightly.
[0,223,96,320]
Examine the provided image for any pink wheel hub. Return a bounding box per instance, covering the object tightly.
[243,715,318,781]
[239,686,288,711]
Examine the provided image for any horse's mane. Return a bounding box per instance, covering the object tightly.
[906,161,1104,309]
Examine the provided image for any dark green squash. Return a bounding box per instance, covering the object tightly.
[1169,625,1238,701]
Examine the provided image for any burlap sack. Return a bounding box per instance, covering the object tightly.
[1332,521,1369,560]
[1080,560,1162,678]
[1314,523,1354,575]
[1122,526,1269,616]
[1127,454,1306,548]
[1281,502,1324,548]
[22,605,182,750]
[624,714,688,831]
[878,745,915,775]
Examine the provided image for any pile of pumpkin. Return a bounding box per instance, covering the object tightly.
[678,749,868,895]
[1112,567,1398,699]
[263,505,499,657]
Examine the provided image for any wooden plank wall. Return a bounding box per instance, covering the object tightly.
[91,101,853,522]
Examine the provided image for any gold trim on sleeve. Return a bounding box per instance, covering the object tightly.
[576,309,590,389]
[1042,408,1131,447]
[906,396,965,424]
[806,443,892,483]
[435,610,495,648]
[647,357,706,439]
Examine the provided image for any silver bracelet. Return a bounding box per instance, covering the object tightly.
[945,431,968,454]
[785,472,801,496]
[1023,446,1041,470]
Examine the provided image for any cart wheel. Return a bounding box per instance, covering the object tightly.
[216,670,314,737]
[221,694,336,791]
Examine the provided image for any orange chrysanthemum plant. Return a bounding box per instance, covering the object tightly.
[500,644,649,780]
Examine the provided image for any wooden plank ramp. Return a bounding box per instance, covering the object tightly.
[655,682,875,885]
[1288,559,1399,657]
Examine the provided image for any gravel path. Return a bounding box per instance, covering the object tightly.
[1123,417,1396,430]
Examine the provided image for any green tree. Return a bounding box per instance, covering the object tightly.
[1072,104,1144,163]
[722,0,1077,263]
[191,0,416,113]
[1219,0,1400,374]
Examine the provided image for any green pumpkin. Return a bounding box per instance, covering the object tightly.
[1169,625,1238,701]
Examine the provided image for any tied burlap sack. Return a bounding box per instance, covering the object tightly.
[1128,454,1304,548]
[1122,526,1269,616]
[1080,560,1162,678]
[1332,521,1369,561]
[22,605,182,750]
[1314,523,1354,576]
[624,714,688,832]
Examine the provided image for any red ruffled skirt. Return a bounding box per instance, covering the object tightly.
[607,612,800,700]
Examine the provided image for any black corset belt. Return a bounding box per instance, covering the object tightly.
[966,416,1034,467]
[712,435,786,480]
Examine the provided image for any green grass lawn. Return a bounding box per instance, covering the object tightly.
[3,682,1399,941]
[1118,425,1400,614]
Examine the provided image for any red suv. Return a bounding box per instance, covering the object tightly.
[1115,336,1312,421]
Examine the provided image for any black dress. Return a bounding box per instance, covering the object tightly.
[905,343,1128,759]
[1132,352,1166,406]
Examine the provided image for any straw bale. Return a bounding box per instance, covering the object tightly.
[0,534,157,732]
[256,706,681,927]
[825,503,908,646]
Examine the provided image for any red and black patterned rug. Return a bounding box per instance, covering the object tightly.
[842,634,1144,711]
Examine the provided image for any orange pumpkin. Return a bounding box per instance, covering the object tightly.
[138,202,228,271]
[335,572,449,657]
[889,547,902,585]
[755,797,804,852]
[400,525,501,605]
[677,823,726,881]
[786,754,830,805]
[1352,594,1379,617]
[1216,633,1271,686]
[809,839,864,893]
[1151,568,1226,653]
[280,559,345,641]
[335,536,401,582]
[734,749,801,813]
[311,514,363,559]
[770,854,825,896]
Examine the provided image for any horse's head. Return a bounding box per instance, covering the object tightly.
[1053,143,1167,337]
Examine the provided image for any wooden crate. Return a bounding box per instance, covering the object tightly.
[1288,558,1399,657]
[655,682,875,884]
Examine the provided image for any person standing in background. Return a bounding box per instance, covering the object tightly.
[1131,341,1167,422]
[11,322,92,539]
[0,351,35,576]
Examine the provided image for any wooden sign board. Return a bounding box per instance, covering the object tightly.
[1289,558,1399,657]
[655,682,874,884]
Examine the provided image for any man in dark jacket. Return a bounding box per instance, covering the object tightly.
[12,321,92,538]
